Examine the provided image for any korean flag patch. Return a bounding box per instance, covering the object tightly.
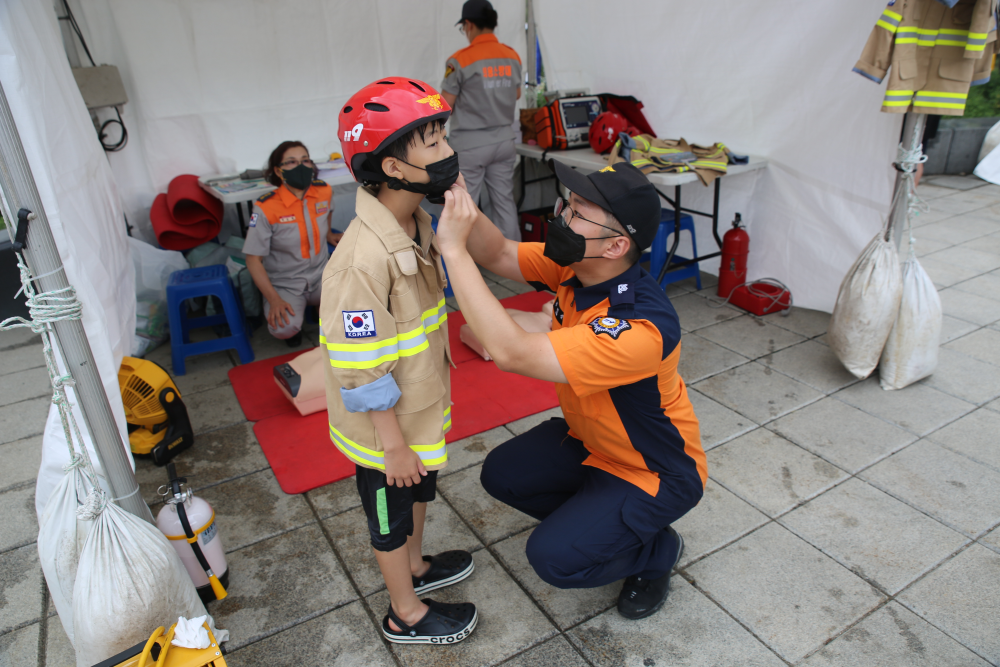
[249,213,258,228]
[590,316,631,340]
[343,310,376,338]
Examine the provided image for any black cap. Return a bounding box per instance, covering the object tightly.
[456,0,494,25]
[552,160,661,250]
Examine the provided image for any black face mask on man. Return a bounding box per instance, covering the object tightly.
[281,163,315,191]
[386,153,460,204]
[542,198,623,267]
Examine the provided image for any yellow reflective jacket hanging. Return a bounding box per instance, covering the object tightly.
[853,0,999,115]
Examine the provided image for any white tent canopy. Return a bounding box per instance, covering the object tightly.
[3,0,902,512]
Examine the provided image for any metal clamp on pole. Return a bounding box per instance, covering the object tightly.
[12,208,33,251]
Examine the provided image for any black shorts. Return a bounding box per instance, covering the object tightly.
[356,465,439,552]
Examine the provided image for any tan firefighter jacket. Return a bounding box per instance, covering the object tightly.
[853,0,999,115]
[319,186,452,472]
[608,135,742,186]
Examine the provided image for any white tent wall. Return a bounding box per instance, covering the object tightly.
[536,1,904,312]
[0,0,136,517]
[71,0,527,242]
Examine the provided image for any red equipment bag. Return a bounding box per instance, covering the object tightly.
[597,94,656,137]
[534,101,568,150]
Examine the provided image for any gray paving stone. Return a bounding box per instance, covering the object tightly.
[489,282,517,301]
[193,469,314,553]
[944,327,1000,366]
[145,342,234,396]
[921,347,1000,405]
[915,236,956,257]
[939,315,981,344]
[184,384,244,435]
[45,615,75,667]
[0,395,49,445]
[672,479,769,568]
[861,440,1000,537]
[0,544,42,634]
[939,287,1000,325]
[924,175,990,192]
[322,499,483,597]
[442,426,515,477]
[306,476,361,520]
[209,524,356,651]
[226,600,396,667]
[499,636,589,667]
[491,528,618,630]
[669,293,743,332]
[0,621,39,667]
[245,328,307,361]
[762,306,831,339]
[800,602,991,667]
[568,577,786,667]
[688,522,884,663]
[915,182,958,199]
[959,233,1000,257]
[504,408,563,436]
[928,408,1000,473]
[368,549,557,667]
[981,526,1000,553]
[897,544,1000,663]
[693,362,823,424]
[834,377,974,436]
[498,277,535,295]
[768,398,916,473]
[925,245,1000,273]
[951,271,1000,302]
[695,315,807,360]
[0,367,50,408]
[0,327,39,351]
[437,464,538,545]
[780,478,967,594]
[0,435,41,493]
[0,342,44,377]
[918,256,986,288]
[677,332,750,383]
[0,486,37,554]
[134,422,269,506]
[917,218,997,246]
[759,340,859,394]
[708,428,847,517]
[687,389,757,450]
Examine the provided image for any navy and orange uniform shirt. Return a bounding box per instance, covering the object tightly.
[243,181,333,294]
[441,34,521,152]
[518,243,707,499]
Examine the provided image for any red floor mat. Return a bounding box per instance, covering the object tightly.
[234,292,559,494]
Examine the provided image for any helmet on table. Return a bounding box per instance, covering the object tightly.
[589,111,637,154]
[338,77,452,182]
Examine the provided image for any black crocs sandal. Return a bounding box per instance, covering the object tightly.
[413,550,475,595]
[382,598,478,644]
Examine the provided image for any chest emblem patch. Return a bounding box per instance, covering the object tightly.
[316,202,329,215]
[249,213,258,228]
[590,316,631,340]
[279,215,296,223]
[343,310,376,338]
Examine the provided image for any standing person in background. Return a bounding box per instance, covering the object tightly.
[244,141,340,347]
[441,0,522,241]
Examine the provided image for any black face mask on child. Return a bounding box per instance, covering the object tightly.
[386,153,460,204]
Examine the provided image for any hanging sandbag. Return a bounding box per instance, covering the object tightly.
[879,251,941,390]
[827,222,903,379]
[71,492,222,667]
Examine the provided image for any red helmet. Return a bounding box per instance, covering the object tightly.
[589,111,636,154]
[338,77,452,182]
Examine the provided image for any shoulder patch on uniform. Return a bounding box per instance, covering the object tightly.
[311,179,327,186]
[590,316,631,340]
[445,63,455,78]
[249,213,258,227]
[343,310,376,338]
[257,191,275,203]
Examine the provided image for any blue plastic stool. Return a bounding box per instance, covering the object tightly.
[644,209,701,290]
[166,265,254,375]
[429,215,454,298]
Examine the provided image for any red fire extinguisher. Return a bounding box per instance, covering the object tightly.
[718,213,749,299]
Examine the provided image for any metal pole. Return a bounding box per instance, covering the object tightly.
[0,79,153,523]
[889,112,926,249]
[525,0,537,108]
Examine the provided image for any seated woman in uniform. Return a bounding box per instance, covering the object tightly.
[244,141,341,347]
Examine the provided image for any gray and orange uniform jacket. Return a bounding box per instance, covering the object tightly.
[244,181,333,294]
[319,187,452,472]
[441,34,522,152]
[853,0,998,115]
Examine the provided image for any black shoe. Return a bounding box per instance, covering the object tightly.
[382,598,477,644]
[617,527,685,620]
[413,550,475,595]
[285,331,303,347]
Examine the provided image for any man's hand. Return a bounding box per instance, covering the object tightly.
[435,185,479,256]
[267,297,295,329]
[384,446,427,488]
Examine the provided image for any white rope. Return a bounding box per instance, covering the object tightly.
[893,142,930,256]
[707,278,794,316]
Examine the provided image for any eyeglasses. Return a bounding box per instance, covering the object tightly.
[553,198,617,231]
[457,22,466,34]
[280,158,315,169]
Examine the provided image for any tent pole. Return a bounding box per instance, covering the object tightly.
[0,79,153,524]
[525,0,537,108]
[890,112,926,249]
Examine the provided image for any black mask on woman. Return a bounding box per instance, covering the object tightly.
[282,163,314,191]
[543,219,621,267]
[386,153,460,204]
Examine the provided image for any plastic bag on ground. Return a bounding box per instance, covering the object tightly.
[828,229,903,379]
[72,496,225,666]
[879,254,942,390]
[36,464,95,647]
[128,237,189,356]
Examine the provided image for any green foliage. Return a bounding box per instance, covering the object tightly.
[965,64,1000,118]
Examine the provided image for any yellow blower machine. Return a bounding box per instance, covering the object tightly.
[93,621,227,667]
[119,357,193,466]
